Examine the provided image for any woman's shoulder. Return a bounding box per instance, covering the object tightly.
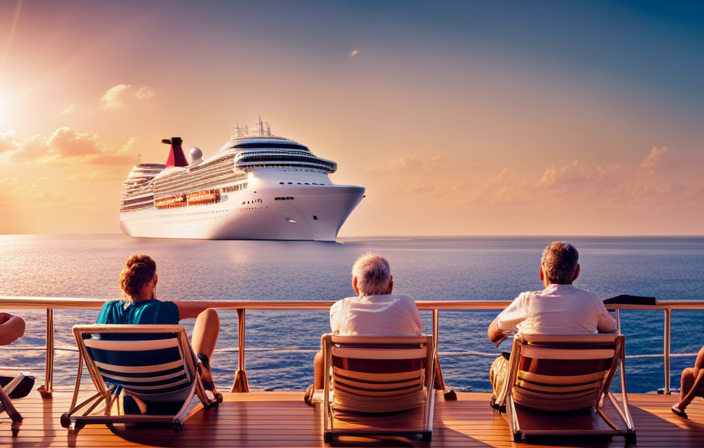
[101,299,126,310]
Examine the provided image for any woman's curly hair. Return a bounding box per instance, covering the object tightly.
[119,254,157,300]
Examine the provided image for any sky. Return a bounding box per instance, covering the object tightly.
[1,0,703,236]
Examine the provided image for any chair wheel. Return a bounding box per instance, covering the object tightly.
[215,393,223,403]
[626,432,636,444]
[422,431,432,441]
[513,431,523,442]
[172,421,182,431]
[323,432,332,443]
[60,413,71,428]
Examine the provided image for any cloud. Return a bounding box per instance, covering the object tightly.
[0,178,66,204]
[538,160,589,189]
[65,169,120,181]
[101,84,132,109]
[0,130,18,155]
[135,87,154,99]
[58,103,94,116]
[59,104,79,115]
[100,84,155,109]
[365,154,447,173]
[640,146,679,174]
[0,127,136,165]
[48,127,102,157]
[348,50,360,57]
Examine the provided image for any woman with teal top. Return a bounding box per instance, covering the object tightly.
[97,254,220,390]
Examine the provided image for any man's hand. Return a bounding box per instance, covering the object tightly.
[487,318,507,346]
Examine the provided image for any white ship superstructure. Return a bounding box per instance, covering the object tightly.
[119,120,364,240]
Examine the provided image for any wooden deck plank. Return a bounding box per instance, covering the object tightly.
[2,390,704,447]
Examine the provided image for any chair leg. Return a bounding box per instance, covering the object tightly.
[626,430,637,445]
[0,385,22,423]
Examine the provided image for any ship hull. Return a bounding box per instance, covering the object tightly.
[120,185,364,241]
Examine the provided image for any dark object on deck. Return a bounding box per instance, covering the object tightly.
[603,294,656,306]
[0,375,35,399]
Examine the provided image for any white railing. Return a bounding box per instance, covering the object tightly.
[1,296,701,397]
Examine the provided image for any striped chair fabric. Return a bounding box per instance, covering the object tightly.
[331,345,427,414]
[82,332,194,403]
[512,342,616,412]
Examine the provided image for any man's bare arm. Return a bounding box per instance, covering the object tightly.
[0,313,26,346]
[487,318,507,346]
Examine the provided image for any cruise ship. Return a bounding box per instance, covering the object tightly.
[119,120,365,240]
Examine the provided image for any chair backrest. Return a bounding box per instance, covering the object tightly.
[73,325,194,401]
[509,334,622,412]
[329,335,430,414]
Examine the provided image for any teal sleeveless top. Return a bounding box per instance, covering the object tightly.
[97,299,180,325]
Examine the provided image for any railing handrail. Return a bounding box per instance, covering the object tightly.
[2,296,704,311]
[2,295,700,397]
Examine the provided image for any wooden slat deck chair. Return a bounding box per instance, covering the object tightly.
[495,333,636,443]
[61,324,222,431]
[322,334,436,445]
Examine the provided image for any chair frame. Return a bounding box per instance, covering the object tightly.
[322,334,436,445]
[0,373,24,429]
[498,333,636,443]
[61,324,220,431]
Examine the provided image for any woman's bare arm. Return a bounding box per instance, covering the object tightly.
[174,302,214,320]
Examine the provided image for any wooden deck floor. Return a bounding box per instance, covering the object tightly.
[2,390,704,447]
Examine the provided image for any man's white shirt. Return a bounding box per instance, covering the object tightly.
[330,294,422,336]
[496,284,617,335]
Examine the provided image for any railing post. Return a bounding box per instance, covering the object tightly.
[231,309,249,392]
[38,308,54,399]
[615,309,621,334]
[664,308,672,395]
[431,309,455,399]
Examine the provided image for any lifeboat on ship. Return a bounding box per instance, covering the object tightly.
[187,189,221,206]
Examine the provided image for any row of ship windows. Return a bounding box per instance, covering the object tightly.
[244,166,327,173]
[242,199,263,205]
[274,197,294,201]
[279,182,325,185]
[220,182,249,193]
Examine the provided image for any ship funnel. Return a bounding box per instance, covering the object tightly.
[164,137,188,168]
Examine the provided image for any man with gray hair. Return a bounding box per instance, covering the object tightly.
[486,241,616,405]
[305,253,422,405]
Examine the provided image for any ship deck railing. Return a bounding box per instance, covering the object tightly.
[3,297,704,447]
[0,296,700,398]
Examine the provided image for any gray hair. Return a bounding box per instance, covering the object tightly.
[541,241,579,285]
[352,253,392,296]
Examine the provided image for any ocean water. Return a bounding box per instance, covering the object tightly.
[1,234,703,394]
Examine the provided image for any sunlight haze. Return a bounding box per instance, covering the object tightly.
[1,1,703,236]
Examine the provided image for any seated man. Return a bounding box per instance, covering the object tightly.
[305,253,422,405]
[487,241,617,405]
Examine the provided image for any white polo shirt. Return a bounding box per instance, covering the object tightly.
[330,294,423,336]
[496,284,617,335]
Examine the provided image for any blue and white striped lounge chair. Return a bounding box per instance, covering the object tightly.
[321,334,436,445]
[496,333,636,444]
[61,324,222,431]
